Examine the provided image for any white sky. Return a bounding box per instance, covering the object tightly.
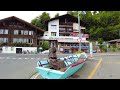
[0,11,67,23]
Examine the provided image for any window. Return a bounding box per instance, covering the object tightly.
[3,38,8,43]
[14,30,19,35]
[59,28,66,32]
[67,28,72,32]
[0,29,4,34]
[61,43,64,46]
[4,29,8,34]
[67,43,70,46]
[0,38,8,43]
[51,25,57,30]
[24,30,28,35]
[59,34,63,36]
[13,38,18,43]
[18,30,24,35]
[29,31,33,35]
[19,38,23,43]
[28,39,33,43]
[23,39,27,43]
[21,30,24,35]
[51,32,56,36]
[18,30,21,35]
[0,38,3,43]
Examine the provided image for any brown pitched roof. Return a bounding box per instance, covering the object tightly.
[108,39,120,43]
[0,16,45,32]
[45,14,86,26]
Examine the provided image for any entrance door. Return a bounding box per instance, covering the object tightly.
[16,48,22,54]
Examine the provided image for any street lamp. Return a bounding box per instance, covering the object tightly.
[78,11,81,52]
[78,11,86,52]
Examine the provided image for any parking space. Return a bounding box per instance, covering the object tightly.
[92,55,120,79]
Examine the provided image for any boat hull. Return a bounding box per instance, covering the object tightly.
[36,52,88,79]
[36,60,86,79]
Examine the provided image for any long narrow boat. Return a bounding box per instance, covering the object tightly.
[36,52,88,79]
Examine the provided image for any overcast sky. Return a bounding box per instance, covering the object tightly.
[0,11,67,23]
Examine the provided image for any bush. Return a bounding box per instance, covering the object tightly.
[112,48,116,52]
[98,38,103,44]
[41,41,49,51]
[102,46,107,52]
[112,44,116,48]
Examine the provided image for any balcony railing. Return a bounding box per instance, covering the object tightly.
[59,22,73,27]
[59,22,73,25]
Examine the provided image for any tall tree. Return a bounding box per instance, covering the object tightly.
[54,13,59,17]
[31,12,51,31]
[68,11,120,41]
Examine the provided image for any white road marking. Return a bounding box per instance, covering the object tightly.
[31,58,34,59]
[6,57,10,59]
[0,57,4,59]
[18,58,22,59]
[30,73,39,79]
[37,58,40,59]
[12,58,16,59]
[25,58,28,59]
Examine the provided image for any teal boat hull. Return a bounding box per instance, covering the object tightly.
[36,52,88,79]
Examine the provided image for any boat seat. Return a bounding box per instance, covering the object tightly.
[38,60,49,67]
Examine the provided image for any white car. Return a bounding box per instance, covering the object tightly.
[42,50,49,54]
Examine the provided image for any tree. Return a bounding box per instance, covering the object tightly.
[31,12,51,31]
[54,13,59,17]
[98,38,103,44]
[98,38,104,53]
[41,41,49,51]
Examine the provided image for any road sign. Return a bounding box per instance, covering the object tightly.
[77,39,81,42]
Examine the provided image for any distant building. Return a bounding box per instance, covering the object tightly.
[108,39,120,48]
[40,14,89,53]
[0,16,44,53]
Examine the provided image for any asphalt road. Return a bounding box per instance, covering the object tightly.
[92,55,120,79]
[36,52,120,79]
[0,52,120,79]
[0,53,72,79]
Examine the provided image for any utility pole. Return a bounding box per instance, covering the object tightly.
[78,11,81,52]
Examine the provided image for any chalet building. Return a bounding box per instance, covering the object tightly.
[41,14,89,53]
[108,39,120,48]
[0,16,44,53]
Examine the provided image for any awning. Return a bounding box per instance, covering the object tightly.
[57,39,89,43]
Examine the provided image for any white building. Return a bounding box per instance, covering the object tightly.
[40,14,89,53]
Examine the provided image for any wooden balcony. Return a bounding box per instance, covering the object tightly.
[59,22,73,27]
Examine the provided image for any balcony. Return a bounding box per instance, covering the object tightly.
[59,28,73,33]
[59,22,73,27]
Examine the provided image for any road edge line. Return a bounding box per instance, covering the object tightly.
[30,73,39,79]
[87,58,102,79]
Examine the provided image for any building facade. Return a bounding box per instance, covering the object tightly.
[40,14,89,53]
[108,39,120,48]
[0,16,44,53]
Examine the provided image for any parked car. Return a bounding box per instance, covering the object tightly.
[42,50,49,54]
[86,50,97,53]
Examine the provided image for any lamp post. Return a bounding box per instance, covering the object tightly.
[78,11,81,52]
